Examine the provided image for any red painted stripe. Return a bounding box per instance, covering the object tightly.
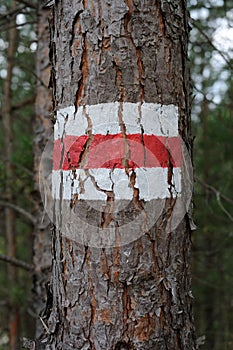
[53,134,182,170]
[53,135,89,170]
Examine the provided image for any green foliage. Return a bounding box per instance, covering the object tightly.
[189,1,233,349]
[10,285,25,306]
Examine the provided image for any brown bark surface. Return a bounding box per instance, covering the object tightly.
[45,1,196,349]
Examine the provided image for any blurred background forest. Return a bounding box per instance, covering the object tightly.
[0,0,232,349]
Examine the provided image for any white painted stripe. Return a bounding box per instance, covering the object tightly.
[54,102,179,140]
[135,167,181,201]
[52,168,181,201]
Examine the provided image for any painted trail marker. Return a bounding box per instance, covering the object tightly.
[40,102,192,247]
[52,102,182,202]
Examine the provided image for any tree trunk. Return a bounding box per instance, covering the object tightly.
[2,1,20,348]
[33,2,53,337]
[44,1,196,349]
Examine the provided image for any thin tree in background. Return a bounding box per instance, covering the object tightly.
[33,1,53,337]
[1,1,20,348]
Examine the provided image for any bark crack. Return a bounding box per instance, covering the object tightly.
[136,48,145,103]
[123,0,145,102]
[75,33,88,109]
[156,3,166,38]
[78,107,94,168]
[118,102,130,171]
[70,9,84,81]
[101,193,115,229]
[80,245,89,271]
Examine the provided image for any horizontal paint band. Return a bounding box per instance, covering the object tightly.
[52,167,181,201]
[54,102,179,140]
[52,102,182,201]
[53,134,182,170]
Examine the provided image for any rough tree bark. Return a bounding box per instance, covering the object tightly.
[43,1,197,349]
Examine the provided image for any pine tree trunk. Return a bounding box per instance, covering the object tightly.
[45,1,197,349]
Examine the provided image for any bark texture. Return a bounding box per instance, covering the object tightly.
[46,1,196,349]
[33,3,53,337]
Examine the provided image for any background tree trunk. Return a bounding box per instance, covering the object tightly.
[2,1,20,348]
[33,2,53,338]
[45,1,196,349]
